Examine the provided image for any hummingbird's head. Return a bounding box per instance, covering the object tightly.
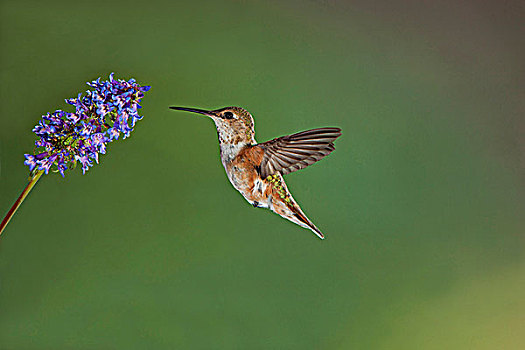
[170,106,256,145]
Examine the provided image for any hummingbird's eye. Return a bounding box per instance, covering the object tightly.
[223,111,234,119]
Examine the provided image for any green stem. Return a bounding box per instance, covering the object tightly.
[0,170,44,237]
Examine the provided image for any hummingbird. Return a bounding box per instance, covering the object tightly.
[169,106,342,239]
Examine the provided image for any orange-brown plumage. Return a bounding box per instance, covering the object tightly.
[169,105,342,239]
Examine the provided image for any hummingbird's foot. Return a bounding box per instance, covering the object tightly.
[252,201,260,208]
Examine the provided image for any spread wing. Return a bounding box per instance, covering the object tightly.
[257,127,342,178]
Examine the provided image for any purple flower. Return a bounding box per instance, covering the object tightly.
[25,73,150,176]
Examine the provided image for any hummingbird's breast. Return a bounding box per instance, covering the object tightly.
[219,142,248,164]
[222,144,272,209]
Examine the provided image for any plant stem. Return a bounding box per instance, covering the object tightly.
[0,170,44,237]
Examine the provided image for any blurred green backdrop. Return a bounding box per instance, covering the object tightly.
[1,0,524,349]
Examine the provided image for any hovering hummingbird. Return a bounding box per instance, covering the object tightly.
[169,106,342,239]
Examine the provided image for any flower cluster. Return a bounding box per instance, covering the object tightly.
[24,73,150,176]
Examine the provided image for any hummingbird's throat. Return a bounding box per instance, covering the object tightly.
[214,120,255,145]
[213,117,256,163]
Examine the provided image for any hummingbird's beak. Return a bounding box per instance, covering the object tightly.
[169,106,216,118]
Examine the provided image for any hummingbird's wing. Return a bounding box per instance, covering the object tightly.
[257,127,341,178]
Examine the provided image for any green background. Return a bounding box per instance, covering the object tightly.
[1,0,524,348]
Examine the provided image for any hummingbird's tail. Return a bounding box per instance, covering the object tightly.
[289,206,325,240]
[266,172,326,240]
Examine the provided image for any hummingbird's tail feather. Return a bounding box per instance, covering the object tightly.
[290,208,325,240]
[266,173,325,240]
